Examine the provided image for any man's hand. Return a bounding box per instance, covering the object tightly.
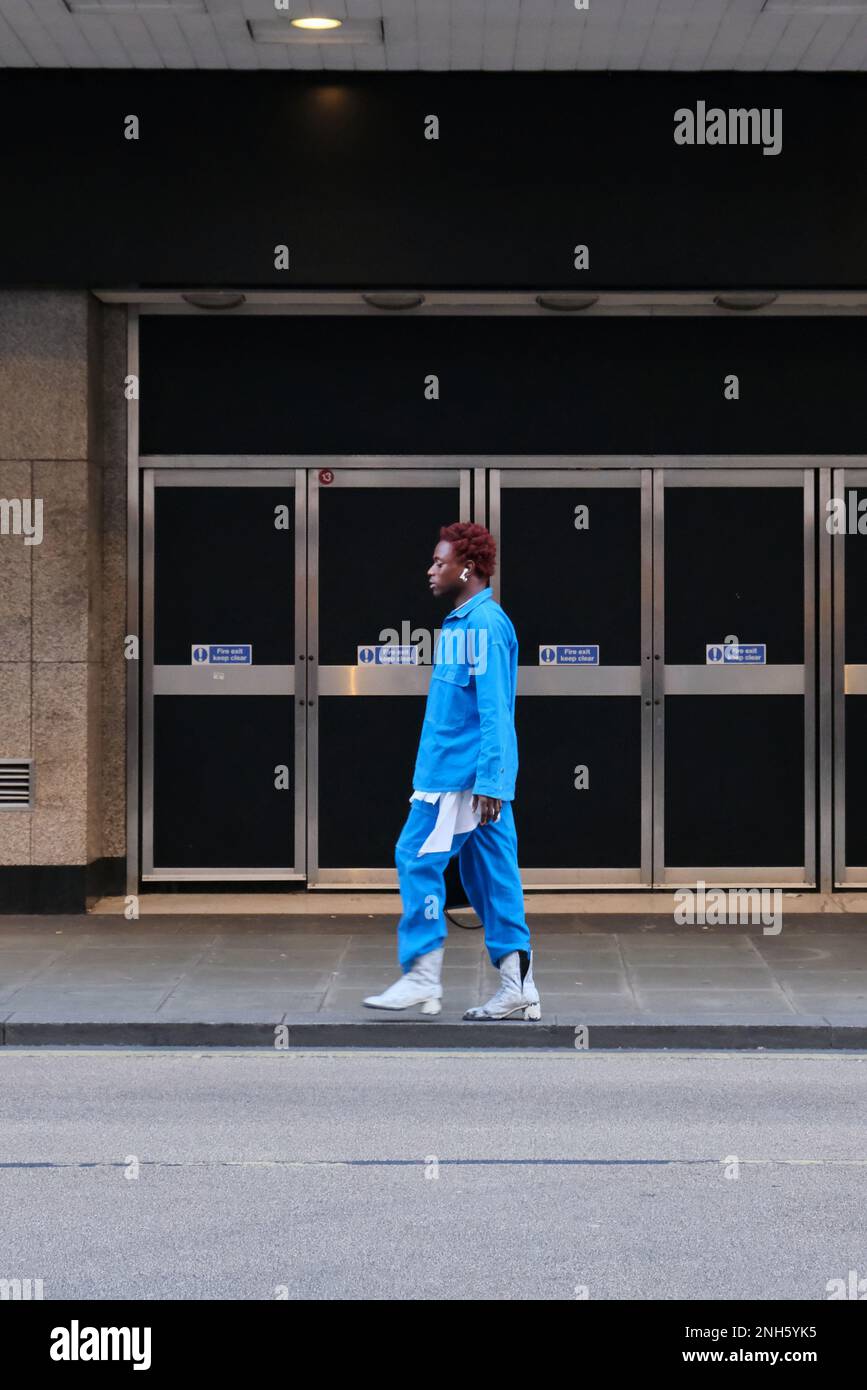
[473,794,502,826]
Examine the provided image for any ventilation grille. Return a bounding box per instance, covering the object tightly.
[0,759,33,810]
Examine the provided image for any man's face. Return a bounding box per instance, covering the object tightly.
[427,540,466,600]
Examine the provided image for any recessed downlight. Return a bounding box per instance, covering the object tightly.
[251,17,380,43]
[290,16,342,28]
[713,292,778,311]
[362,293,425,311]
[536,294,599,312]
[181,292,247,310]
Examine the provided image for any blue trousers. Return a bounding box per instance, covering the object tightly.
[394,799,531,971]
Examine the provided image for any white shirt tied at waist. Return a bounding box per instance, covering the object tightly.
[409,789,500,856]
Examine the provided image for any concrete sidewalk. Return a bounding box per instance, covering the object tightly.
[1,914,867,1048]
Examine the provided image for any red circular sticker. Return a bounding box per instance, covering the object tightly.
[318,468,334,485]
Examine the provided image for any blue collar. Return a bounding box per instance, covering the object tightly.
[444,586,492,622]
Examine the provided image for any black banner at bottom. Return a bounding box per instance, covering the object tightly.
[8,1299,862,1375]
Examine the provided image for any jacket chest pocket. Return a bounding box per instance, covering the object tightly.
[431,663,471,688]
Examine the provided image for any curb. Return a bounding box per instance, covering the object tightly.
[2,1017,865,1049]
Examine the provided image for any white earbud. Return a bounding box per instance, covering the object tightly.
[460,567,469,581]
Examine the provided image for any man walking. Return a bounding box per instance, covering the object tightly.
[364,521,540,1021]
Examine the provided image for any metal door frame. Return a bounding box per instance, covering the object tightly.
[653,467,816,887]
[488,468,653,887]
[141,466,307,880]
[307,465,472,886]
[832,466,867,886]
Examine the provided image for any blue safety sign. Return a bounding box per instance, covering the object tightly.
[706,643,766,665]
[357,644,419,665]
[191,644,252,665]
[539,645,600,665]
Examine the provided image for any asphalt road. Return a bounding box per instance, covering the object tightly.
[1,1049,866,1300]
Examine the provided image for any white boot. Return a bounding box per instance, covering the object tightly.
[463,949,541,1021]
[363,947,444,1015]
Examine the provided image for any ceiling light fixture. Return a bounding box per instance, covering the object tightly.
[713,292,778,311]
[250,17,381,43]
[181,292,247,310]
[536,294,599,312]
[290,16,343,29]
[362,293,425,311]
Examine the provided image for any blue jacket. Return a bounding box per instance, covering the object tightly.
[412,586,519,799]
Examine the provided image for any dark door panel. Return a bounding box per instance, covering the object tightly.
[317,697,426,869]
[515,696,642,870]
[664,695,804,868]
[144,470,305,879]
[657,471,813,885]
[154,485,295,666]
[500,485,642,664]
[496,471,650,884]
[153,696,294,869]
[310,470,469,882]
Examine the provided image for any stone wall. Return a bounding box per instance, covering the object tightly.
[0,291,127,910]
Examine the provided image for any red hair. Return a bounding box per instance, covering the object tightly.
[439,522,497,579]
